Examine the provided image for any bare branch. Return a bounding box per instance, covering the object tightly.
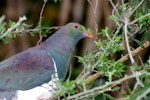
[109,0,122,20]
[117,41,150,63]
[123,17,135,64]
[37,0,48,45]
[87,0,99,35]
[121,0,124,5]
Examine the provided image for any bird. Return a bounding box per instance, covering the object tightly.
[0,22,93,100]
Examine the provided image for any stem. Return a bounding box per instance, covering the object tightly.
[109,0,122,20]
[136,88,150,100]
[67,71,145,100]
[123,18,135,64]
[87,0,99,36]
[37,0,48,45]
[117,41,150,63]
[0,16,26,39]
[128,0,145,18]
[129,13,150,25]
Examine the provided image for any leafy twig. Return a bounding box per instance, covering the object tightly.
[109,0,122,20]
[123,17,135,64]
[0,16,27,39]
[86,40,150,86]
[67,71,146,100]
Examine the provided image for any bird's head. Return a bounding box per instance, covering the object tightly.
[63,23,93,41]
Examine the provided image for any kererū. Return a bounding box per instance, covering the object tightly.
[0,22,93,100]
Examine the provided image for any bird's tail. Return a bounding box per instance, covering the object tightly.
[0,90,17,100]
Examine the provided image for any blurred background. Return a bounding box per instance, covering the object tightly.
[0,0,149,79]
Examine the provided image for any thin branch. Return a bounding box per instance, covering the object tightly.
[117,41,150,63]
[86,71,103,85]
[128,0,145,18]
[36,0,48,45]
[109,0,122,20]
[87,0,99,36]
[94,0,98,14]
[67,71,146,100]
[133,74,144,91]
[87,0,94,11]
[123,18,135,64]
[121,0,124,5]
[129,13,150,25]
[0,16,27,39]
[94,0,98,35]
[66,64,72,81]
[136,87,150,100]
[138,56,144,68]
[46,26,62,32]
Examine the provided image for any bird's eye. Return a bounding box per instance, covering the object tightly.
[74,25,79,29]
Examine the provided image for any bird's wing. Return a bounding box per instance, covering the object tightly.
[0,47,55,90]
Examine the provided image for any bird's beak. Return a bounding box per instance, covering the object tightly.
[83,33,93,38]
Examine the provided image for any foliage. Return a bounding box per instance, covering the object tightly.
[0,15,53,44]
[54,0,150,100]
[51,0,61,3]
[0,16,28,44]
[130,57,150,100]
[56,80,75,96]
[0,0,150,100]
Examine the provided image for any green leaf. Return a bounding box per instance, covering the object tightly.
[134,39,143,46]
[113,86,120,91]
[56,80,75,96]
[142,32,150,42]
[1,38,9,44]
[103,93,115,100]
[0,15,5,25]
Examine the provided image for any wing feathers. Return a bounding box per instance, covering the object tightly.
[0,47,55,90]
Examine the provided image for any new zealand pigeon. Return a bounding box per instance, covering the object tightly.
[0,22,93,100]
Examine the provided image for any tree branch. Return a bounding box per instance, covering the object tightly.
[67,71,146,100]
[117,41,150,63]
